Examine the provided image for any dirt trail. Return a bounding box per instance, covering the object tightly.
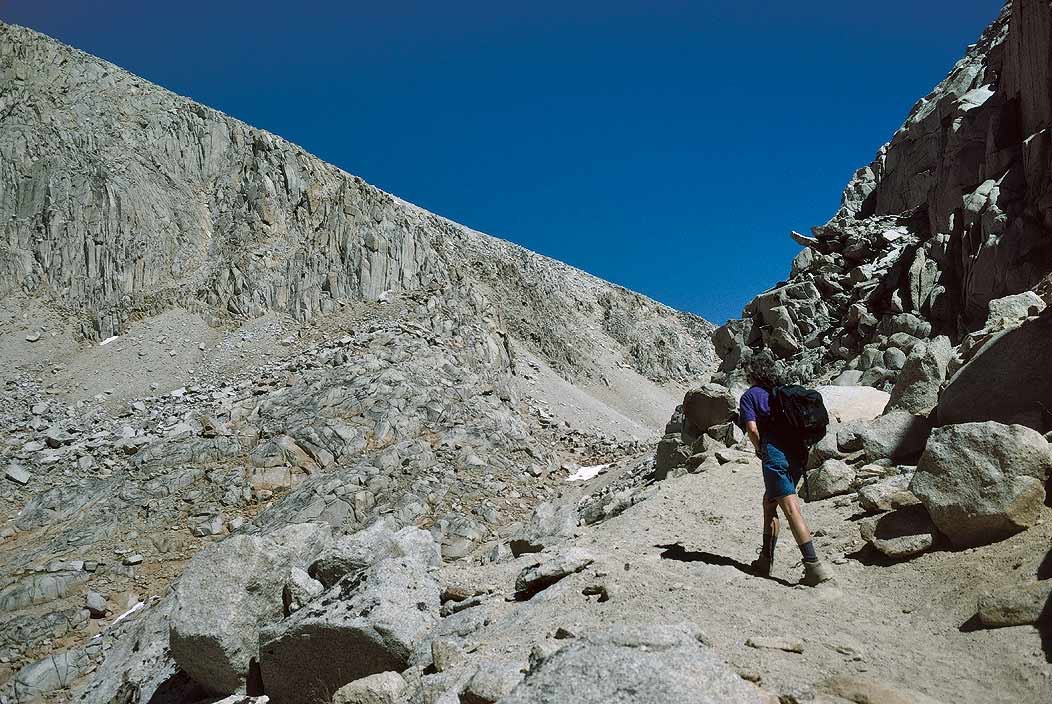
[445,457,1052,703]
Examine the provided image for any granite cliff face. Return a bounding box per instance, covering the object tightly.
[0,22,713,385]
[715,1,1052,386]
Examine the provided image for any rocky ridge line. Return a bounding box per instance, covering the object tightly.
[0,21,713,386]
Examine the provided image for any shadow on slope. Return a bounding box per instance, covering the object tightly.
[655,542,795,587]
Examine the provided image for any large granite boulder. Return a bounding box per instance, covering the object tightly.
[815,385,889,423]
[885,336,952,414]
[499,624,765,704]
[169,523,333,694]
[258,557,440,704]
[911,422,1052,547]
[837,411,933,463]
[859,505,939,559]
[800,459,855,501]
[682,384,737,438]
[939,313,1052,432]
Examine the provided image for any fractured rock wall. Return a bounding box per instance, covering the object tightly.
[0,22,714,384]
[714,1,1052,383]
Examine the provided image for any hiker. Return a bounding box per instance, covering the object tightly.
[739,353,833,586]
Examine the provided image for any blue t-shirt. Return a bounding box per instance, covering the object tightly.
[739,385,772,437]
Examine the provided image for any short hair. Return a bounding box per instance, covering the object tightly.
[744,351,783,389]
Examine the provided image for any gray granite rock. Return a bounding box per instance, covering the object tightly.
[258,557,440,704]
[911,422,1052,547]
[500,624,764,704]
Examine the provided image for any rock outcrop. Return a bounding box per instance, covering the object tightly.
[938,309,1052,431]
[258,557,440,704]
[713,3,1052,388]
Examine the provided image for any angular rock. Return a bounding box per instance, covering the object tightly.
[886,336,952,414]
[681,384,737,438]
[838,411,932,463]
[806,428,847,470]
[977,581,1052,627]
[430,638,465,673]
[911,422,1052,547]
[434,514,487,561]
[169,523,332,694]
[500,624,764,704]
[515,548,594,598]
[859,504,938,559]
[985,291,1045,327]
[715,448,756,465]
[857,474,919,513]
[831,370,864,386]
[4,463,30,485]
[282,567,323,614]
[461,660,525,704]
[654,436,691,477]
[508,501,577,557]
[744,636,804,653]
[85,591,109,618]
[706,421,744,447]
[258,557,440,704]
[883,347,907,371]
[800,459,855,501]
[332,671,407,704]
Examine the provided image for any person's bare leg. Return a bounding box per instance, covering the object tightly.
[751,498,780,576]
[764,497,779,544]
[775,494,810,546]
[775,493,832,586]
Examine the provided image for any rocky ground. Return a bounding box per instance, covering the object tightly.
[0,280,689,702]
[2,2,1052,703]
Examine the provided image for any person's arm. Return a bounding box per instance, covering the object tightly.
[739,392,762,458]
[745,420,762,457]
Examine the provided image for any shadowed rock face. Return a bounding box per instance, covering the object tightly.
[0,22,713,385]
[713,1,1052,384]
[938,311,1052,431]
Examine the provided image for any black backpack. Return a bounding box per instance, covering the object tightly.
[770,385,829,448]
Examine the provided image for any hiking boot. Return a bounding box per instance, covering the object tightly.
[749,552,773,577]
[800,559,833,587]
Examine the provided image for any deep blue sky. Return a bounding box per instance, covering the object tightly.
[3,1,1001,324]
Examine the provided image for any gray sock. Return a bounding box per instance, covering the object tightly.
[799,540,817,562]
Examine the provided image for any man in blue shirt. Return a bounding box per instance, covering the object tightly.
[739,353,832,586]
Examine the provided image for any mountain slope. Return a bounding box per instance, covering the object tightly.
[0,20,717,702]
[0,21,714,388]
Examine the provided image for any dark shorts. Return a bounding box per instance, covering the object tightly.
[761,438,805,500]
